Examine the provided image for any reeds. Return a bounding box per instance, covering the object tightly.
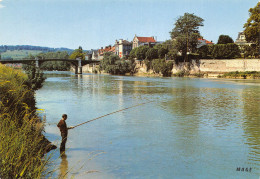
[0,64,53,178]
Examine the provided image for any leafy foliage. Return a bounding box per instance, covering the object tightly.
[99,52,136,75]
[154,44,168,59]
[69,46,85,60]
[217,35,234,44]
[146,48,158,61]
[37,51,71,71]
[151,59,173,77]
[170,13,204,61]
[211,44,240,59]
[244,2,260,48]
[135,46,150,60]
[129,47,138,60]
[22,55,46,91]
[197,45,211,59]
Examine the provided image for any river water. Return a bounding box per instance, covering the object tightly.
[36,71,260,179]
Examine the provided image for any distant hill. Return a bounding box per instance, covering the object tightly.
[0,45,74,60]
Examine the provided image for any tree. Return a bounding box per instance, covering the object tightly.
[244,1,260,53]
[170,13,204,62]
[211,44,240,59]
[146,48,158,60]
[129,48,138,60]
[37,51,70,71]
[154,44,168,59]
[22,54,46,91]
[69,46,85,60]
[217,35,234,44]
[135,46,149,60]
[151,59,173,77]
[99,52,136,75]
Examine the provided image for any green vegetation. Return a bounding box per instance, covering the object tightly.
[172,70,190,77]
[1,50,43,60]
[151,59,173,77]
[211,43,240,59]
[69,46,85,60]
[170,13,204,62]
[244,1,260,57]
[0,64,54,178]
[36,51,71,71]
[0,45,73,54]
[219,71,260,79]
[99,52,136,75]
[22,54,46,91]
[217,35,234,44]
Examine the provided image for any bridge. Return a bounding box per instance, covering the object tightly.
[0,58,100,74]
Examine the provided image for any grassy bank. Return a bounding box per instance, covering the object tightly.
[0,64,54,178]
[218,71,260,79]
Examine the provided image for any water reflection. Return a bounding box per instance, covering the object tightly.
[38,73,260,178]
[242,88,260,166]
[59,153,69,179]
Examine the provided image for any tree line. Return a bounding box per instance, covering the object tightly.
[0,45,73,53]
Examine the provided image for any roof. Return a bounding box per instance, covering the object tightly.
[198,38,214,45]
[136,36,156,43]
[98,46,115,55]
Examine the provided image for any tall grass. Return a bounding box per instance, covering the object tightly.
[0,64,53,178]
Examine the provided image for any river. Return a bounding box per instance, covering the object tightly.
[36,71,260,179]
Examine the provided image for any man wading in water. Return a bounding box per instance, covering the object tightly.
[57,114,74,153]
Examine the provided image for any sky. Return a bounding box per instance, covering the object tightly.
[0,0,258,50]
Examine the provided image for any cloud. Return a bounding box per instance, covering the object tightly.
[0,0,5,8]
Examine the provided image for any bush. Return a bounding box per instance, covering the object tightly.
[146,48,158,61]
[99,53,136,75]
[151,59,173,77]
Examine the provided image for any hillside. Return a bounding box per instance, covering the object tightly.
[0,45,74,60]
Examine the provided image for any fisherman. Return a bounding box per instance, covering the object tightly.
[57,114,74,153]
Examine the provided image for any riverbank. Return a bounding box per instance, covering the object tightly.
[0,64,56,178]
[80,59,260,79]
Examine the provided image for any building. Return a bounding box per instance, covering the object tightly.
[132,35,157,49]
[197,38,214,48]
[115,39,132,58]
[235,32,252,46]
[97,45,116,60]
[91,49,99,60]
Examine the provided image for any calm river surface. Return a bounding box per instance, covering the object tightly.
[36,71,260,179]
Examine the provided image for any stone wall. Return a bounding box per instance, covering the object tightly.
[191,59,260,73]
[79,59,260,75]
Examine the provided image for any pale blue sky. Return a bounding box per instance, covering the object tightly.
[0,0,258,50]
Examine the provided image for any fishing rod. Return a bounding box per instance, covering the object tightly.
[72,101,152,128]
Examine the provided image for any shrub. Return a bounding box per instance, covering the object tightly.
[151,59,173,77]
[99,53,136,75]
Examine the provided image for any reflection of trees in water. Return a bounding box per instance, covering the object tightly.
[163,87,242,128]
[242,89,260,164]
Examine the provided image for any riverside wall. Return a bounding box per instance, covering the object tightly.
[81,59,260,76]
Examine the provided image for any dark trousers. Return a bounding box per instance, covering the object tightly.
[60,133,67,152]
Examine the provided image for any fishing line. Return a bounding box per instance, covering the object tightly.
[73,100,153,128]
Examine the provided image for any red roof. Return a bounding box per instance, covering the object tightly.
[137,37,156,43]
[198,38,214,44]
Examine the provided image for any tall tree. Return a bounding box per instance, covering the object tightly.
[217,35,234,44]
[69,46,85,60]
[170,13,204,62]
[244,2,260,53]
